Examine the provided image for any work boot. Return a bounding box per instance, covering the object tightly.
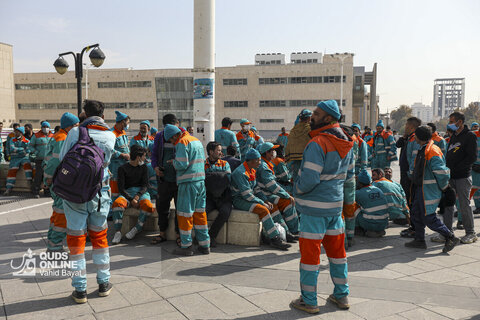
[456,221,464,230]
[270,235,291,251]
[404,239,427,249]
[174,246,194,256]
[71,290,87,304]
[286,232,298,243]
[354,226,365,236]
[460,233,478,244]
[125,226,138,240]
[98,282,113,297]
[111,231,122,245]
[290,296,320,314]
[400,227,415,238]
[443,236,460,253]
[474,208,480,215]
[197,246,210,254]
[209,237,217,248]
[328,294,350,310]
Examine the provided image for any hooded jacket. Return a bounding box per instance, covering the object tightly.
[231,162,268,206]
[294,123,354,217]
[205,158,231,198]
[285,121,311,162]
[256,157,290,203]
[431,131,447,155]
[28,130,54,160]
[215,127,240,156]
[446,125,477,179]
[43,129,68,180]
[173,131,205,184]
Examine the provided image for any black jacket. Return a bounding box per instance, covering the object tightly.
[446,125,477,179]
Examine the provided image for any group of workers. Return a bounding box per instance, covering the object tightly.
[3,97,479,314]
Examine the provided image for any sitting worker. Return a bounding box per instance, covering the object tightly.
[354,169,389,238]
[109,111,130,201]
[4,123,20,161]
[111,145,155,244]
[236,119,256,161]
[204,142,232,247]
[256,142,299,241]
[130,120,155,156]
[271,152,292,193]
[222,145,242,172]
[4,127,32,196]
[231,148,291,250]
[372,168,409,225]
[251,126,264,148]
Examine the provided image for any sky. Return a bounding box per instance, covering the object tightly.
[1,0,479,113]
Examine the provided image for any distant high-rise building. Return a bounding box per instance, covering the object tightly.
[411,102,433,123]
[432,78,465,119]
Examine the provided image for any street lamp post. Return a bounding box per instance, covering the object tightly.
[53,44,105,115]
[330,53,353,118]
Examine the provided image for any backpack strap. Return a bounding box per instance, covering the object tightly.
[77,126,92,144]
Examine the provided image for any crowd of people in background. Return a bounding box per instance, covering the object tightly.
[0,99,478,313]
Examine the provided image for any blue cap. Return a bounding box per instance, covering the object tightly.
[140,120,151,128]
[15,126,25,135]
[150,127,158,135]
[299,109,313,118]
[352,123,361,131]
[41,121,50,128]
[240,119,251,125]
[472,122,479,128]
[60,112,80,129]
[317,100,341,120]
[245,148,261,160]
[257,142,279,155]
[251,126,257,132]
[357,169,372,185]
[115,111,129,123]
[164,124,181,141]
[376,120,385,128]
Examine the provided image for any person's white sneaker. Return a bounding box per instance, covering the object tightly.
[111,231,122,244]
[125,227,138,240]
[430,234,445,243]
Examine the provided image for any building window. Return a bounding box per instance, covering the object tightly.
[98,82,126,88]
[103,102,153,109]
[258,78,287,85]
[260,119,284,123]
[289,76,323,84]
[126,81,152,88]
[223,78,247,86]
[224,101,248,108]
[18,103,77,110]
[54,83,67,89]
[259,100,287,107]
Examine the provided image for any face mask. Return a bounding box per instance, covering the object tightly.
[138,160,144,166]
[271,150,277,159]
[42,128,50,134]
[243,125,251,131]
[125,125,130,130]
[447,123,458,131]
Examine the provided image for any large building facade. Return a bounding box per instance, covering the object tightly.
[0,43,16,128]
[14,52,377,139]
[411,102,433,123]
[432,78,465,120]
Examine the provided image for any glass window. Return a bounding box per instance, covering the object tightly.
[54,83,67,89]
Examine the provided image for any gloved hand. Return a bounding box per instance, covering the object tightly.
[443,186,456,207]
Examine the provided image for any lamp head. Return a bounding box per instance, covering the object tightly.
[89,47,105,67]
[53,56,69,75]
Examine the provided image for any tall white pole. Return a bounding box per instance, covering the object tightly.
[193,0,215,145]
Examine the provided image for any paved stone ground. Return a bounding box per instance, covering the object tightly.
[1,185,480,319]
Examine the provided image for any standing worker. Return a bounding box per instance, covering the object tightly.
[29,121,54,198]
[59,100,116,304]
[215,117,240,157]
[109,111,130,201]
[236,119,256,161]
[368,120,397,170]
[164,124,210,255]
[43,113,80,252]
[285,109,312,183]
[291,100,354,313]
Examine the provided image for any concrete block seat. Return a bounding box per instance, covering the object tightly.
[0,163,32,192]
[120,200,263,246]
